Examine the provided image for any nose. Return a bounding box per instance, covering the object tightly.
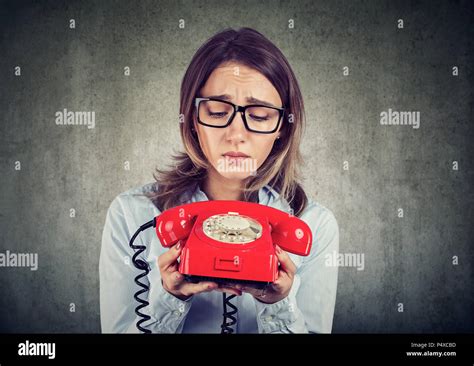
[225,111,248,143]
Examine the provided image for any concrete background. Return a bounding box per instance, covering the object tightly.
[0,0,473,333]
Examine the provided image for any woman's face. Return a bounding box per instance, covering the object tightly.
[194,61,282,181]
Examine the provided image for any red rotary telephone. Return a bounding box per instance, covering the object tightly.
[155,200,312,285]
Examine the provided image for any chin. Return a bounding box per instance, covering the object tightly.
[217,170,254,181]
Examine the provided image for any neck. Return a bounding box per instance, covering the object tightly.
[202,168,244,201]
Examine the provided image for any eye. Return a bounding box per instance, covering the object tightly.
[209,111,229,118]
[249,114,269,122]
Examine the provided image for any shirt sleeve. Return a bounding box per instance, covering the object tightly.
[253,207,339,333]
[99,195,194,333]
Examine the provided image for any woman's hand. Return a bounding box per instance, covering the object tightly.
[157,241,218,300]
[235,245,297,304]
[157,241,242,300]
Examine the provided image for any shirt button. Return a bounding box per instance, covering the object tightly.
[264,315,273,322]
[173,310,181,317]
[288,302,295,313]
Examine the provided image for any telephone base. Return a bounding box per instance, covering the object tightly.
[184,275,270,290]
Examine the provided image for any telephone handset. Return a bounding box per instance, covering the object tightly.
[155,200,312,285]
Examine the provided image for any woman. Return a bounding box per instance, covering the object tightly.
[100,27,339,333]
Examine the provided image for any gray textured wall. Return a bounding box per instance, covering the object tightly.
[0,0,473,333]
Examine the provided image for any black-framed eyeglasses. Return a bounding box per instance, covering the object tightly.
[195,97,285,134]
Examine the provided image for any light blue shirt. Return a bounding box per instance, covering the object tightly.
[99,182,339,333]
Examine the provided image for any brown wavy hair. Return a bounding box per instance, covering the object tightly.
[145,27,309,216]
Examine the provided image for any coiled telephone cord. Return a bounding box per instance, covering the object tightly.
[220,293,238,334]
[129,218,239,334]
[129,218,155,334]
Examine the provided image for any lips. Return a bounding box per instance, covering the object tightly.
[223,151,250,158]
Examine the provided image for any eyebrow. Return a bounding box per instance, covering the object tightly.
[206,94,280,108]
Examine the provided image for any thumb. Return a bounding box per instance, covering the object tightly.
[275,245,297,276]
[158,241,183,272]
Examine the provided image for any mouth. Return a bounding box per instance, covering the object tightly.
[222,151,250,158]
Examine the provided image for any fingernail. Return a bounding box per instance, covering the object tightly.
[275,245,282,254]
[176,242,182,250]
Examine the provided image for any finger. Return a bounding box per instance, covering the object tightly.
[180,281,219,297]
[236,285,261,297]
[162,271,184,292]
[168,271,186,288]
[167,261,179,273]
[275,268,292,282]
[275,245,297,276]
[157,241,183,271]
[271,277,288,292]
[234,283,261,291]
